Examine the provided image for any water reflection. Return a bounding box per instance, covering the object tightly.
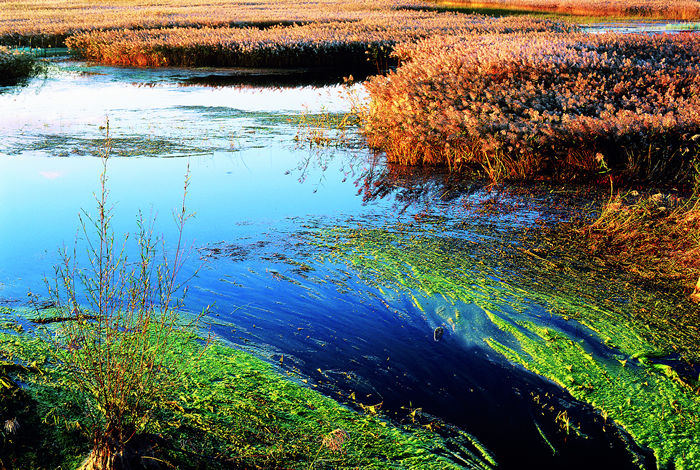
[584,21,700,33]
[178,66,373,88]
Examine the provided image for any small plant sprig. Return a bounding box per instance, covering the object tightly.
[41,120,204,470]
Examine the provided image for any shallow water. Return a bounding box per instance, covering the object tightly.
[0,59,673,468]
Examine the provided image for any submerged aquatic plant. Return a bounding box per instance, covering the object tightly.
[306,222,700,466]
[0,309,495,469]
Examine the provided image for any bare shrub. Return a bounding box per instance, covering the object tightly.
[42,127,202,470]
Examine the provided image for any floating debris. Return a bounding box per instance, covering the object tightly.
[3,417,20,434]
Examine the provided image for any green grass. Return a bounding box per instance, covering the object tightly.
[0,48,41,86]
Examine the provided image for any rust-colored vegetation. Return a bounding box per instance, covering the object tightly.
[583,190,700,291]
[64,14,573,68]
[362,32,700,184]
[0,0,575,70]
[0,0,388,47]
[438,0,700,20]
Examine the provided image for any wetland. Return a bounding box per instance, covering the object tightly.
[1,2,699,469]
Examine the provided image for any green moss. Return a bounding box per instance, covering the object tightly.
[0,311,492,469]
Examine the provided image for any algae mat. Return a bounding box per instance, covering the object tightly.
[307,223,700,468]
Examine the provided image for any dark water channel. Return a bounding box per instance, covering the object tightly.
[0,60,660,468]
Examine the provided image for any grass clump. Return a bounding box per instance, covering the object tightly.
[362,32,700,183]
[583,189,700,293]
[0,47,41,86]
[0,325,89,469]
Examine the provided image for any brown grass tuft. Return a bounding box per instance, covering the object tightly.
[584,191,700,293]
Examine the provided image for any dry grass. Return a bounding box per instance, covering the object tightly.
[0,0,430,47]
[584,190,700,294]
[0,0,397,45]
[439,0,700,20]
[63,12,573,68]
[0,0,576,71]
[362,32,700,183]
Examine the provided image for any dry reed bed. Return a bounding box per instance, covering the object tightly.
[65,14,574,67]
[0,0,428,47]
[585,193,700,289]
[363,32,700,183]
[440,0,700,20]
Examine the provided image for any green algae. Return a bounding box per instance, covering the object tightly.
[306,223,700,467]
[0,310,493,469]
[157,335,493,469]
[484,311,700,469]
[312,221,700,360]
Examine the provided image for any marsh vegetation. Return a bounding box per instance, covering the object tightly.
[0,47,41,86]
[362,32,700,184]
[437,0,700,20]
[0,0,699,468]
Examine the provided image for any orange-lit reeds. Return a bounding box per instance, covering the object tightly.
[362,32,700,183]
[440,0,700,20]
[583,190,700,292]
[0,0,427,47]
[63,14,574,68]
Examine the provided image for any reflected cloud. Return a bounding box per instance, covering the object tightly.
[39,170,63,180]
